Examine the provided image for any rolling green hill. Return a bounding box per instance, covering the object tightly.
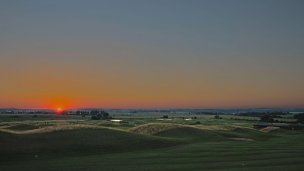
[0,127,181,162]
[1,121,304,171]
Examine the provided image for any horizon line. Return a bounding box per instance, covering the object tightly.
[1,107,304,111]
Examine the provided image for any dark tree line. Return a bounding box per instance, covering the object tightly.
[237,112,288,117]
[294,113,304,123]
[75,110,111,120]
[90,110,110,120]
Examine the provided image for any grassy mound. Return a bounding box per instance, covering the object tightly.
[130,123,270,142]
[217,127,271,141]
[7,124,40,131]
[260,126,281,132]
[130,123,227,141]
[155,126,224,141]
[0,124,99,134]
[129,123,185,135]
[0,127,181,162]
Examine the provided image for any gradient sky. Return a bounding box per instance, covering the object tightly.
[1,0,304,109]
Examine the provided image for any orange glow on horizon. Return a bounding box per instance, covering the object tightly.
[55,107,63,114]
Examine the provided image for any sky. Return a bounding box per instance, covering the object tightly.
[0,0,304,109]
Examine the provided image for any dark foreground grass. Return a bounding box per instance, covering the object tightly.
[0,128,304,171]
[7,124,40,131]
[0,128,181,161]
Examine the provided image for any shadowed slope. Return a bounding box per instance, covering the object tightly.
[0,127,181,162]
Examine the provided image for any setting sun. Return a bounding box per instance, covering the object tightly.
[55,107,63,114]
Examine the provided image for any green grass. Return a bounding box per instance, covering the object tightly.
[0,128,181,162]
[1,131,303,171]
[1,114,304,171]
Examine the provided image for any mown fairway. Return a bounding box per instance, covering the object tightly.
[0,114,303,171]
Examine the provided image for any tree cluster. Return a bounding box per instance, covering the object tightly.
[260,114,274,122]
[294,113,304,123]
[90,110,110,120]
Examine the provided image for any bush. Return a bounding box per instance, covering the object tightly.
[90,110,110,120]
[190,121,201,125]
[91,114,101,120]
[294,113,304,123]
[214,115,222,119]
[260,114,274,122]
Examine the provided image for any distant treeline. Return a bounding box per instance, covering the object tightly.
[0,110,53,114]
[235,112,290,117]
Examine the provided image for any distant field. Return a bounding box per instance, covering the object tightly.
[0,113,304,171]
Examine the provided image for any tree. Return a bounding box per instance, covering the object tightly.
[260,114,274,122]
[90,110,110,120]
[91,114,101,120]
[214,115,222,119]
[100,111,110,119]
[294,113,304,123]
[162,115,169,119]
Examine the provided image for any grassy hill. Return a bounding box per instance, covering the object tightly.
[1,118,304,171]
[0,127,182,162]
